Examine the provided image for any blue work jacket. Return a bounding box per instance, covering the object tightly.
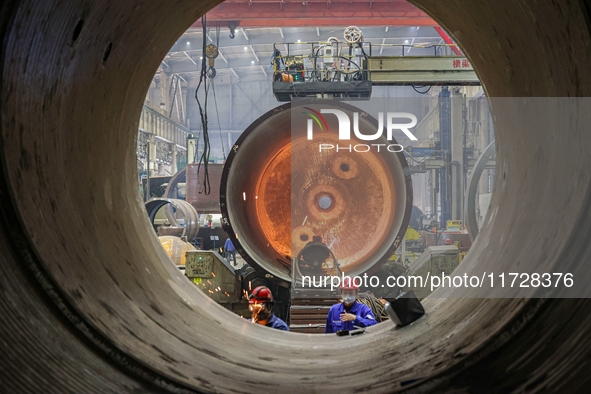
[325,301,377,333]
[266,314,289,331]
[224,238,236,251]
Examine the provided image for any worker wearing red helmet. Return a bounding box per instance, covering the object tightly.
[248,286,289,331]
[325,276,377,334]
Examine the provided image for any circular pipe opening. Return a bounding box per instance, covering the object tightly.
[317,194,333,210]
[2,1,591,392]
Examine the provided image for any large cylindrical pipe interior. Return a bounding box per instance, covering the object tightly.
[1,0,591,392]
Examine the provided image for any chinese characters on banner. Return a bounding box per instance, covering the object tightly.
[453,59,471,68]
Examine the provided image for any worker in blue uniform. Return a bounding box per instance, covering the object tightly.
[223,237,237,266]
[325,276,377,333]
[249,286,289,331]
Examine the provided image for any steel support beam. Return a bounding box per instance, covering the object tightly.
[439,87,451,226]
[450,89,464,222]
[140,104,190,147]
[192,0,437,28]
[249,45,259,63]
[434,26,462,55]
[196,17,438,28]
[367,56,480,86]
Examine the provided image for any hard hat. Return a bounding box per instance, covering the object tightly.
[249,286,273,303]
[445,238,452,245]
[340,276,360,290]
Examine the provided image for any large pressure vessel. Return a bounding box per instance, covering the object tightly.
[221,101,412,282]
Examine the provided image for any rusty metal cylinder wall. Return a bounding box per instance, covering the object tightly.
[221,103,295,280]
[1,1,591,393]
[220,101,413,282]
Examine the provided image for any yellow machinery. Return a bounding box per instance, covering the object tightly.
[446,220,462,230]
[158,236,196,266]
[388,227,422,263]
[406,227,420,241]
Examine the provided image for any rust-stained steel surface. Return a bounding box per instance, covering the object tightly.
[220,101,412,282]
[1,0,591,393]
[185,163,224,214]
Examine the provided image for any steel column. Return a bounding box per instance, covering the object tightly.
[439,87,451,226]
[450,89,465,222]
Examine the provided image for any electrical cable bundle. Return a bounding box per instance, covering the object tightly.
[412,85,432,94]
[356,292,389,322]
[194,14,211,194]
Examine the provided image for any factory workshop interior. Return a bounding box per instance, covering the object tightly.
[1,0,591,393]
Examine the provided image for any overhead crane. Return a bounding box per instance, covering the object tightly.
[271,27,479,102]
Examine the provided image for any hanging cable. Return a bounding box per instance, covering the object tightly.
[412,85,432,94]
[194,14,211,194]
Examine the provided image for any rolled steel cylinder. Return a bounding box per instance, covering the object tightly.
[145,197,200,240]
[2,1,591,393]
[220,101,412,282]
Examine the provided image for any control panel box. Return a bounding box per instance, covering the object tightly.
[184,251,241,303]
